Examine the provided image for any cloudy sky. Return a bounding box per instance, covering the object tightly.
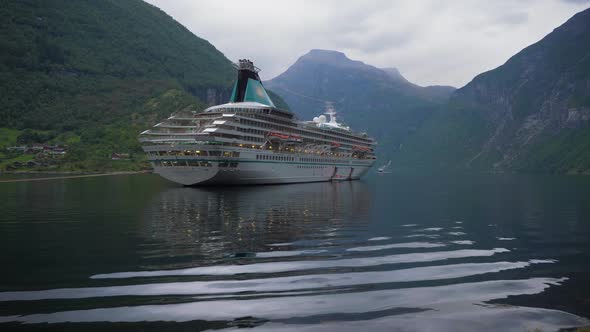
[145,0,589,88]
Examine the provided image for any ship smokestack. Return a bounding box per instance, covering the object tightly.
[229,59,275,107]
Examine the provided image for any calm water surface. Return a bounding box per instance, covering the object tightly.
[1,173,590,331]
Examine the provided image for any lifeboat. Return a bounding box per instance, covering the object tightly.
[352,145,371,152]
[267,132,302,143]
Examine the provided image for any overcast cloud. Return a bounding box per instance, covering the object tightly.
[145,0,589,88]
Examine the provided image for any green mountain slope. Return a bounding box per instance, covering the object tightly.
[1,0,237,130]
[399,7,590,173]
[0,0,287,171]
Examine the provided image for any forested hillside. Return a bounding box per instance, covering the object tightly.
[0,0,288,171]
[397,8,590,173]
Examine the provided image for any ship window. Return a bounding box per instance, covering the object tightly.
[188,161,199,167]
[223,151,232,157]
[184,150,193,156]
[162,161,170,167]
[200,161,212,167]
[232,152,240,157]
[195,150,208,156]
[209,151,221,156]
[219,162,228,167]
[229,162,238,168]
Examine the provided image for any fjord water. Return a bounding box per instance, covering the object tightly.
[1,173,590,331]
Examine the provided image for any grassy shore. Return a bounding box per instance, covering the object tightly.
[0,170,151,183]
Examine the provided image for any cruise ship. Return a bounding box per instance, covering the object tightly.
[139,59,376,185]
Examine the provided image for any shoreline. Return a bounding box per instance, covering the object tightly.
[0,170,151,183]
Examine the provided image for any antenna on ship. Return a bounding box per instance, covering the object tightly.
[324,101,337,124]
[233,59,261,73]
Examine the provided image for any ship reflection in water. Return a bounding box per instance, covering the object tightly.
[0,177,589,331]
[140,181,373,264]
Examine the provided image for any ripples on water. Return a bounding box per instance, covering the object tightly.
[1,174,590,331]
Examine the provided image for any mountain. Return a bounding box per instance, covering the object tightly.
[0,0,286,171]
[381,67,456,102]
[265,49,455,149]
[0,0,238,130]
[399,7,590,173]
[381,67,410,83]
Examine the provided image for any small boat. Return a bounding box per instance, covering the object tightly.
[377,160,392,173]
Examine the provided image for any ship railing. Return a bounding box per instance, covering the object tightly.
[140,136,374,160]
[155,123,198,129]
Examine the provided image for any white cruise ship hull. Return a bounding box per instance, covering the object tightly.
[145,146,374,186]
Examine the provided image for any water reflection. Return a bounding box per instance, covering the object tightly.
[140,182,372,263]
[1,278,586,332]
[1,174,590,331]
[91,248,510,279]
